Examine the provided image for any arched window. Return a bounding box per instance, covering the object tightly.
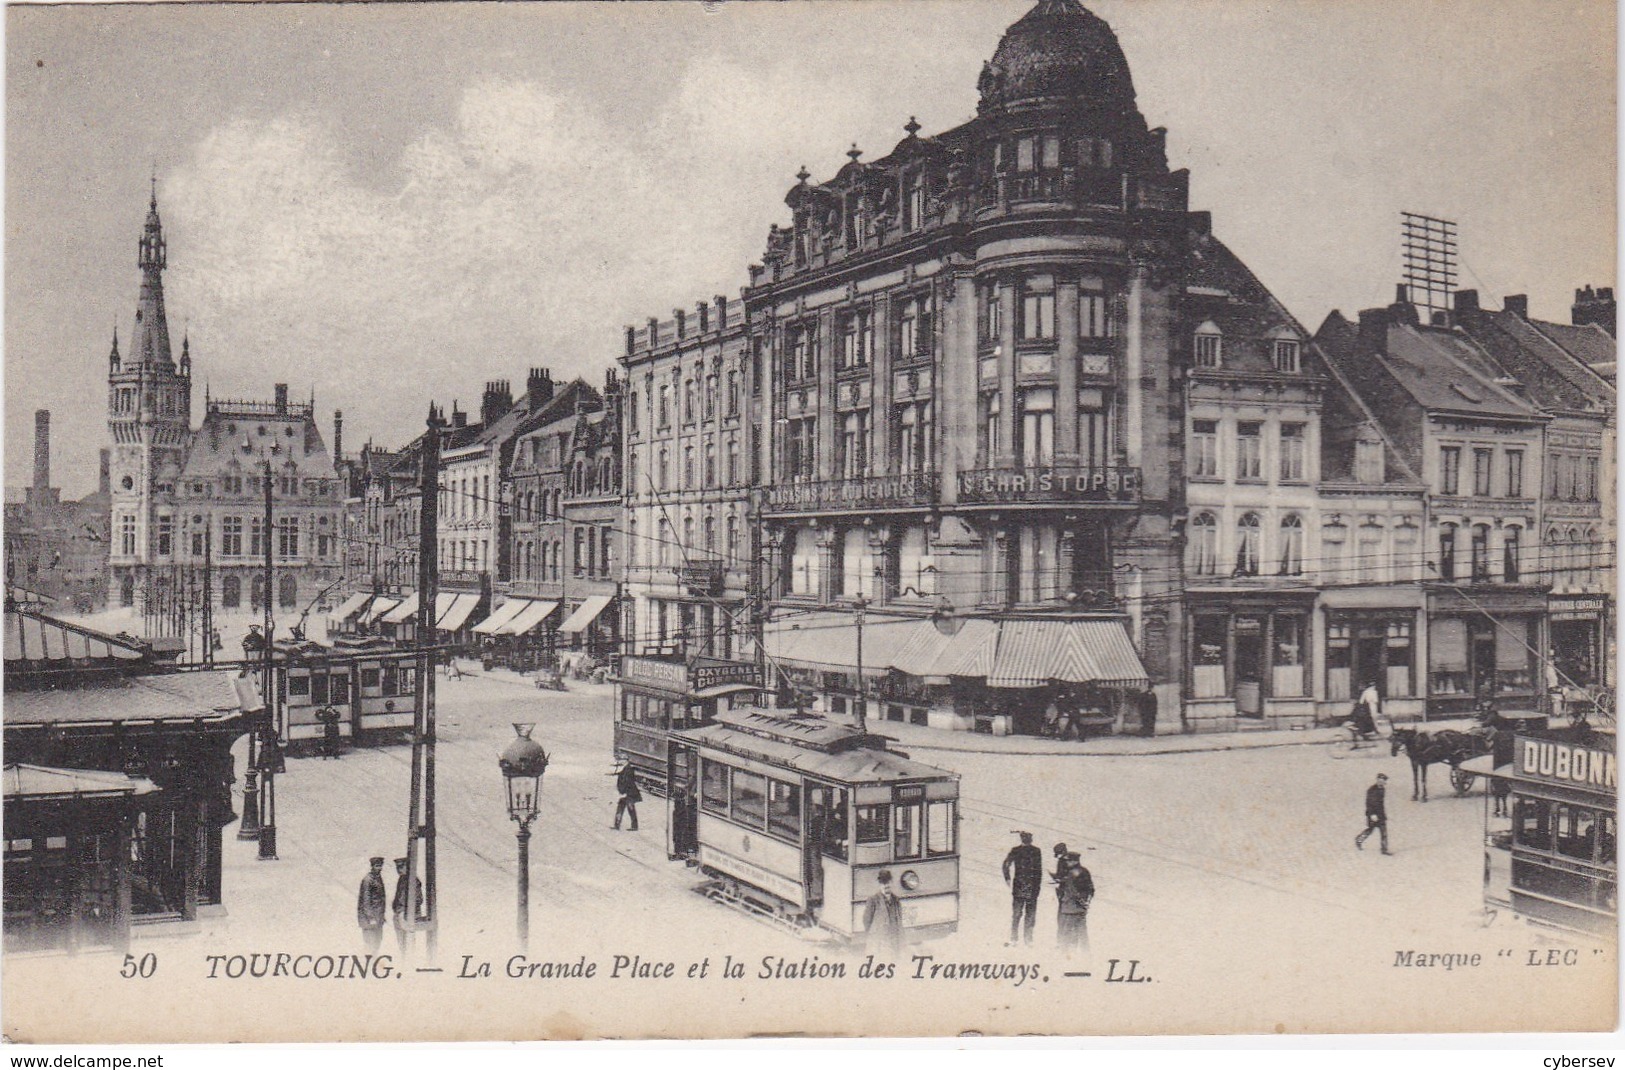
[251,574,266,610]
[1502,526,1521,584]
[1439,524,1458,582]
[1471,524,1491,583]
[725,515,738,566]
[1189,513,1218,576]
[1568,526,1586,587]
[1278,515,1304,575]
[221,574,241,608]
[704,514,716,557]
[1194,321,1223,369]
[1234,513,1260,576]
[278,574,298,609]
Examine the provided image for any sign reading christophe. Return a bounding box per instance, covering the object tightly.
[957,466,1140,504]
[1516,736,1618,792]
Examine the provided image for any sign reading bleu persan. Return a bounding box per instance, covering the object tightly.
[691,659,763,691]
[957,466,1140,504]
[622,656,761,692]
[622,656,689,687]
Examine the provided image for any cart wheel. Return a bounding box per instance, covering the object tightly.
[1450,767,1475,795]
[1594,688,1615,723]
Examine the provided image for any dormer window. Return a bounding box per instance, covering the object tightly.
[1016,136,1035,172]
[1194,322,1222,368]
[1273,339,1301,373]
[1078,138,1114,169]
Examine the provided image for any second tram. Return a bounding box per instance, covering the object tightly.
[612,654,764,793]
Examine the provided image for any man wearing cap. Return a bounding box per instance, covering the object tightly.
[356,857,387,953]
[1056,853,1094,956]
[613,760,642,831]
[1002,832,1044,946]
[392,857,425,955]
[1355,773,1392,854]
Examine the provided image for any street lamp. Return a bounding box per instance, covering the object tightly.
[498,723,550,949]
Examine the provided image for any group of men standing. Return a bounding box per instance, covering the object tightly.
[357,856,426,954]
[1002,832,1094,955]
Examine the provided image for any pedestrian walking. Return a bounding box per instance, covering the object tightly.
[356,856,387,953]
[1056,853,1094,956]
[318,707,343,760]
[1354,772,1391,854]
[1002,831,1044,946]
[613,760,642,831]
[862,869,905,960]
[1050,841,1070,897]
[392,857,425,955]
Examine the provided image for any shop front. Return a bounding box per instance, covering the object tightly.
[1426,589,1546,720]
[1316,588,1426,725]
[1549,594,1610,690]
[1185,591,1317,731]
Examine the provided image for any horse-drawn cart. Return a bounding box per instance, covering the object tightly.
[1390,726,1498,800]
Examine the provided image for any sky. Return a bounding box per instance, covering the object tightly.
[5,0,1616,498]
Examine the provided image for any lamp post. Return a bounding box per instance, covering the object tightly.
[498,723,549,949]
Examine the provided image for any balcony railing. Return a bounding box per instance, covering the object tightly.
[956,466,1141,505]
[764,472,939,513]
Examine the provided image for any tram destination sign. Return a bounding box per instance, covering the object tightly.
[1515,735,1617,792]
[692,660,763,691]
[622,656,762,692]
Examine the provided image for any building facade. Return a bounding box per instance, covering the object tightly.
[4,412,111,613]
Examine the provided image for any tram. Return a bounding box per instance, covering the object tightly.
[612,654,765,793]
[666,706,961,943]
[1472,728,1616,937]
[275,636,422,749]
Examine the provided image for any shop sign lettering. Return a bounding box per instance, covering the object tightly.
[1516,737,1617,791]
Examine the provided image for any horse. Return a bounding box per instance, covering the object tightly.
[1389,727,1493,801]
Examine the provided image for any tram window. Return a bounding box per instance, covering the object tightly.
[731,770,767,829]
[1556,805,1599,862]
[894,801,923,860]
[288,675,310,698]
[1600,815,1617,865]
[927,800,955,856]
[768,780,800,840]
[1514,798,1552,851]
[330,671,349,700]
[310,672,330,706]
[856,805,890,844]
[812,786,849,861]
[361,668,381,689]
[701,760,729,815]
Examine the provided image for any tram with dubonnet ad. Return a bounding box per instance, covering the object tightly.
[666,706,960,943]
[613,654,765,794]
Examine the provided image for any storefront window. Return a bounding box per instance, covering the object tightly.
[1192,615,1228,698]
[1429,618,1468,695]
[1385,620,1413,698]
[1273,615,1306,697]
[1495,618,1533,693]
[1326,621,1352,702]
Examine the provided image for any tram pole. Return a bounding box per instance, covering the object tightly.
[406,403,444,960]
[854,594,867,734]
[258,449,279,861]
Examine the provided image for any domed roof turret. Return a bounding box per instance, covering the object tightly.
[978,0,1138,116]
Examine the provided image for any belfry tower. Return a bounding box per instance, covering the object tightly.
[107,185,193,608]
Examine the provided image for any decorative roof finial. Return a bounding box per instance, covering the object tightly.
[847,143,862,163]
[796,165,811,184]
[904,116,921,138]
[149,165,158,210]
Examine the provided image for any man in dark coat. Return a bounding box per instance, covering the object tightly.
[356,857,387,953]
[1057,853,1095,956]
[613,761,642,831]
[392,857,425,955]
[1355,772,1391,854]
[1002,831,1044,946]
[862,869,905,960]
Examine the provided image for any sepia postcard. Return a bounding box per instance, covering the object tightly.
[2,0,1617,1044]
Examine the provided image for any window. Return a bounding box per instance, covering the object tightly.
[153,515,173,557]
[895,401,933,476]
[1440,446,1460,495]
[767,780,800,841]
[726,371,739,417]
[838,310,871,370]
[898,295,932,359]
[1189,513,1218,576]
[1020,275,1055,340]
[276,517,299,559]
[841,527,875,599]
[1079,287,1113,340]
[221,574,240,608]
[1235,423,1262,480]
[1274,614,1306,697]
[855,804,889,843]
[703,515,715,558]
[1019,389,1054,467]
[981,282,1002,342]
[904,172,925,232]
[1194,325,1222,368]
[894,796,923,860]
[982,394,1001,464]
[786,418,817,481]
[658,384,670,427]
[1016,135,1035,172]
[1234,514,1261,576]
[249,516,266,557]
[118,514,137,556]
[1078,391,1110,469]
[1279,424,1306,482]
[788,529,821,596]
[1078,137,1113,168]
[700,759,728,815]
[704,442,716,487]
[1503,527,1521,583]
[658,449,669,491]
[1584,455,1599,501]
[1190,421,1218,477]
[1473,448,1493,497]
[1273,339,1300,373]
[703,375,717,421]
[683,378,696,424]
[1279,515,1304,575]
[727,438,740,485]
[683,446,694,489]
[1506,450,1523,498]
[838,411,870,478]
[191,528,206,557]
[1438,524,1457,582]
[926,800,955,856]
[725,516,739,565]
[1471,524,1491,583]
[278,574,297,609]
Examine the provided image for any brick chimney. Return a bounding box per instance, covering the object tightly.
[1357,306,1391,350]
[32,409,49,492]
[1453,289,1479,318]
[1572,285,1616,336]
[451,402,467,430]
[1503,294,1529,319]
[274,383,289,414]
[526,367,554,410]
[481,380,513,426]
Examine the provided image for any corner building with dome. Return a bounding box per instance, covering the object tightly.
[706,0,1321,735]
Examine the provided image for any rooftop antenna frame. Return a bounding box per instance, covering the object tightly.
[1401,211,1458,326]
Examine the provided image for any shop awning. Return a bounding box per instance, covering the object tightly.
[763,613,910,677]
[929,618,1000,680]
[987,619,1149,690]
[361,597,401,625]
[382,593,421,624]
[435,593,481,632]
[328,591,372,624]
[1065,620,1153,690]
[497,600,559,636]
[559,595,615,635]
[471,600,525,635]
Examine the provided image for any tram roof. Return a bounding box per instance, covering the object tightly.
[678,718,955,785]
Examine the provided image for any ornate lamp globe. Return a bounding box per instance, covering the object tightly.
[499,723,550,823]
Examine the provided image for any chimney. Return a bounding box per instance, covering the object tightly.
[1387,286,1419,326]
[647,317,659,348]
[1571,285,1616,336]
[32,410,49,491]
[674,308,687,339]
[481,379,513,426]
[451,402,467,430]
[625,326,636,357]
[1453,289,1480,319]
[527,367,554,410]
[715,295,729,330]
[1187,210,1212,238]
[1357,307,1391,349]
[333,409,344,462]
[274,383,289,414]
[1503,294,1528,319]
[697,301,709,335]
[98,448,111,496]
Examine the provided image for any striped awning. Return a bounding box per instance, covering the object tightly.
[382,593,421,624]
[1068,620,1152,690]
[762,613,943,678]
[328,591,372,624]
[435,593,481,632]
[986,619,1149,690]
[497,600,558,636]
[986,619,1056,688]
[559,595,615,635]
[471,600,525,635]
[362,597,401,625]
[930,618,999,679]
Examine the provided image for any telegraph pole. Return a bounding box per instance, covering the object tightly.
[406,404,444,959]
[258,448,279,861]
[202,527,214,667]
